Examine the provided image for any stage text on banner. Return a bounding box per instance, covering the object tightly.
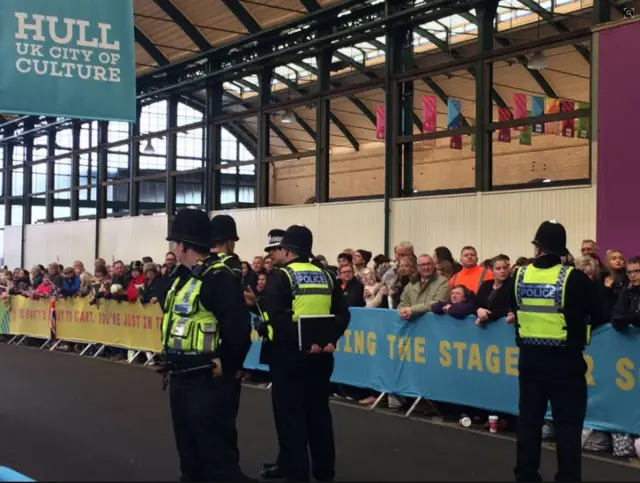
[0,0,136,122]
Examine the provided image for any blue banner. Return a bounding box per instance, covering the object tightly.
[447,99,462,129]
[0,0,136,122]
[244,308,640,435]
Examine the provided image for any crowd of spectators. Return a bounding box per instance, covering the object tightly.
[1,237,639,457]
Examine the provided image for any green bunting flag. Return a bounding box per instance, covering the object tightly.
[519,111,532,145]
[577,102,590,139]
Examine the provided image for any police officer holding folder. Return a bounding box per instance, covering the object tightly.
[512,220,600,482]
[161,208,251,482]
[260,225,350,482]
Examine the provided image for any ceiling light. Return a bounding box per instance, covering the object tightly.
[527,51,548,70]
[281,110,296,124]
[143,139,155,154]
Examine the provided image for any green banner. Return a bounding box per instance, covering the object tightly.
[577,102,590,139]
[0,0,136,122]
[519,111,532,145]
[0,301,9,335]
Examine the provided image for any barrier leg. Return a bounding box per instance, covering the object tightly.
[266,382,272,390]
[49,340,61,352]
[15,336,26,346]
[79,344,94,357]
[405,397,423,417]
[143,352,155,366]
[39,338,51,350]
[370,392,387,411]
[92,344,106,358]
[8,335,18,344]
[127,350,141,364]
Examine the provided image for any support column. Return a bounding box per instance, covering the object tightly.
[166,96,178,223]
[3,137,13,227]
[383,0,405,255]
[95,121,108,258]
[45,125,56,223]
[315,47,332,203]
[21,121,34,267]
[474,2,498,192]
[70,122,81,221]
[593,0,611,24]
[206,76,224,213]
[256,68,272,207]
[129,106,141,216]
[400,24,415,196]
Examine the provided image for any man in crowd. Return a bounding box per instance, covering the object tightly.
[397,254,449,320]
[450,246,493,294]
[338,263,365,307]
[159,251,190,304]
[512,220,599,482]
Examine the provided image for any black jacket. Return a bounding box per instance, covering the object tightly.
[476,278,515,323]
[216,252,243,281]
[511,255,600,352]
[158,264,191,307]
[262,257,350,352]
[340,277,365,308]
[611,284,640,331]
[164,256,251,373]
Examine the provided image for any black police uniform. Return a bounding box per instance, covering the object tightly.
[261,226,350,482]
[163,209,252,482]
[259,229,288,479]
[511,221,600,482]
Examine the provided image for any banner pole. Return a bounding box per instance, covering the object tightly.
[48,340,61,351]
[39,338,51,350]
[370,392,387,411]
[79,344,94,357]
[92,344,106,358]
[405,397,423,417]
[15,336,26,346]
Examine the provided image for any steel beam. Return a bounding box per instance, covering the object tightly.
[153,0,211,51]
[206,76,224,212]
[134,26,170,66]
[3,135,13,227]
[593,0,612,23]
[166,96,178,219]
[95,121,108,258]
[45,126,56,222]
[221,0,261,33]
[70,122,81,221]
[129,106,141,216]
[299,0,321,11]
[475,1,498,193]
[256,69,272,207]
[315,48,331,203]
[516,0,590,63]
[400,27,414,197]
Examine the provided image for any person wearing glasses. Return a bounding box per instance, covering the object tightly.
[611,256,640,331]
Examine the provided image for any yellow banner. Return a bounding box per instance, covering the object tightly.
[56,298,163,352]
[8,297,50,338]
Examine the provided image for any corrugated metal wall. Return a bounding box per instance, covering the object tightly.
[391,185,596,261]
[25,220,96,270]
[98,214,169,264]
[3,226,22,269]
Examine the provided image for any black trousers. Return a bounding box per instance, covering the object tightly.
[270,350,335,482]
[515,348,587,482]
[169,370,244,482]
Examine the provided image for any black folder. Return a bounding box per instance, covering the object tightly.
[297,315,337,352]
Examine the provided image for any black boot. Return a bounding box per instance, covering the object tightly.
[261,465,287,480]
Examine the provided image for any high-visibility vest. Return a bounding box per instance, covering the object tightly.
[514,264,591,347]
[216,252,241,280]
[264,262,333,341]
[161,260,232,355]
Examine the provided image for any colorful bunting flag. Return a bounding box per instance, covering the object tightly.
[447,99,463,150]
[513,93,527,131]
[561,100,576,137]
[421,95,437,147]
[545,98,560,135]
[519,110,532,146]
[577,102,590,139]
[498,107,511,143]
[531,96,545,134]
[375,105,385,140]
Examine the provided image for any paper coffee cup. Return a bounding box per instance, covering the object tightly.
[459,416,472,428]
[488,415,499,433]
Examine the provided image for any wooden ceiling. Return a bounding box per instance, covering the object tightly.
[134,0,348,72]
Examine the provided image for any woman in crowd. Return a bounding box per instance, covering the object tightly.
[389,256,417,309]
[361,268,386,308]
[602,249,628,320]
[433,246,462,274]
[436,260,454,279]
[34,274,55,297]
[475,255,516,326]
[79,272,96,297]
[60,267,80,297]
[352,249,372,281]
[431,284,477,319]
[140,263,162,304]
[125,261,146,302]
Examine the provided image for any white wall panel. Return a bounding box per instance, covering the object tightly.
[99,214,168,264]
[24,221,95,270]
[216,200,384,262]
[390,186,595,262]
[4,226,23,269]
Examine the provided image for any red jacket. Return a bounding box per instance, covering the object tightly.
[126,274,146,301]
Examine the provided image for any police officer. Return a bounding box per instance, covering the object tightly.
[512,220,599,482]
[261,225,350,482]
[258,229,287,480]
[162,208,252,482]
[210,214,243,280]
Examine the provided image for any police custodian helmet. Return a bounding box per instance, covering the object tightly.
[166,208,212,249]
[279,225,314,259]
[532,220,569,257]
[210,214,239,243]
[264,229,285,252]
